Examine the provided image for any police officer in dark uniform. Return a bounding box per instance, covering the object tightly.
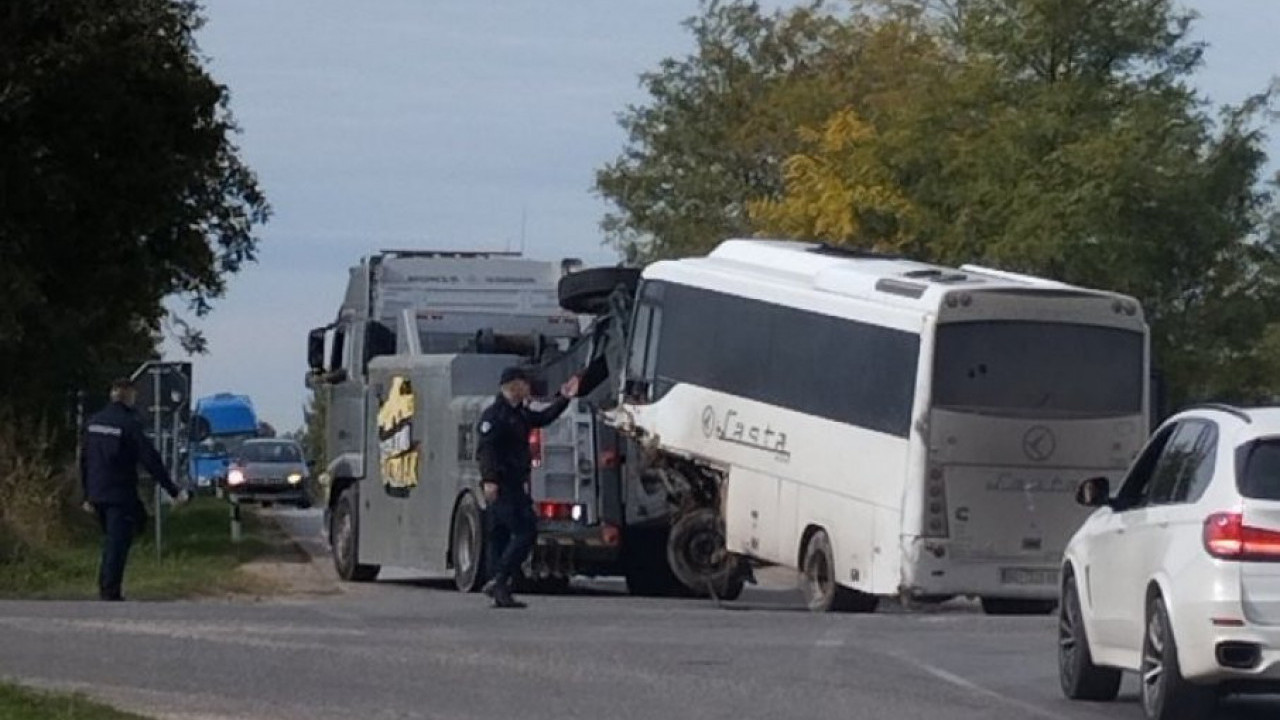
[80,378,189,601]
[476,367,578,608]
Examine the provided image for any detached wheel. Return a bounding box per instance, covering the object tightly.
[558,267,641,314]
[802,529,878,613]
[451,493,486,593]
[1141,596,1216,720]
[982,597,1058,616]
[332,488,379,582]
[1058,575,1122,701]
[667,508,745,601]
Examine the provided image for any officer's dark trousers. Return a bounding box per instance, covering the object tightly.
[486,493,536,587]
[94,502,139,600]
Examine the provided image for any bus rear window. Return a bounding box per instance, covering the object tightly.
[1238,440,1280,500]
[933,321,1143,417]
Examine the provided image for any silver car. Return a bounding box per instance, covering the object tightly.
[225,439,312,508]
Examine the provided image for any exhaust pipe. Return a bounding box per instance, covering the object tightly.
[1216,641,1261,670]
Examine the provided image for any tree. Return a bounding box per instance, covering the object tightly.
[595,1,871,262]
[668,0,1280,407]
[0,0,270,425]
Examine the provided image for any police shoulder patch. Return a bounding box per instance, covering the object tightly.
[479,421,492,434]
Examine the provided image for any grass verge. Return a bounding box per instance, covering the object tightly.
[0,681,150,720]
[0,497,276,600]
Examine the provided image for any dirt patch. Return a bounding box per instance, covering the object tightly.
[233,513,341,598]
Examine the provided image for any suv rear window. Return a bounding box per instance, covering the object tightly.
[1237,439,1280,500]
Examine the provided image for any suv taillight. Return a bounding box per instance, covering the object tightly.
[1204,512,1280,561]
[529,429,543,468]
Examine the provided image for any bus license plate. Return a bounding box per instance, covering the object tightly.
[1000,567,1058,586]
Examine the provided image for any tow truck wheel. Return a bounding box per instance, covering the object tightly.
[332,487,379,582]
[451,494,486,593]
[623,526,687,597]
[667,508,744,601]
[801,529,878,613]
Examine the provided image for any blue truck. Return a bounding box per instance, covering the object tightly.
[188,393,260,492]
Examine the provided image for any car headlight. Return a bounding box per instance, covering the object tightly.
[287,473,303,485]
[227,469,246,486]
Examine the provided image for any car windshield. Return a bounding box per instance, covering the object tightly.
[933,321,1144,418]
[1239,440,1280,500]
[239,442,302,464]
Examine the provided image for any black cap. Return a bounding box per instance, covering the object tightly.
[110,377,135,393]
[499,366,530,385]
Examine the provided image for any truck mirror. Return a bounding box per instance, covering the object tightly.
[307,328,326,372]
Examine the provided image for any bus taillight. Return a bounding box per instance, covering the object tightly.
[924,467,949,538]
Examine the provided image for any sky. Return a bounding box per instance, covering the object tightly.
[164,1,1280,431]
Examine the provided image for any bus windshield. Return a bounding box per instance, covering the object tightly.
[932,321,1143,418]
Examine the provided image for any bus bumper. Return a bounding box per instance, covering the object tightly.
[903,538,1060,600]
[525,522,623,579]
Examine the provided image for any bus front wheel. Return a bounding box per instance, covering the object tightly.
[667,508,745,601]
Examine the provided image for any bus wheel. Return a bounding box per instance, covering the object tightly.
[667,508,742,600]
[451,494,485,593]
[981,598,1058,616]
[802,529,878,613]
[332,488,379,582]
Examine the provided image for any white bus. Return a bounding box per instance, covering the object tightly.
[600,239,1149,614]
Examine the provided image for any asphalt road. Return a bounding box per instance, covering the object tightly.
[1,509,1277,720]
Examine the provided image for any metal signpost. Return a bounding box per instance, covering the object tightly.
[130,361,193,559]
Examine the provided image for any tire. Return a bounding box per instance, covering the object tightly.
[1141,596,1217,720]
[558,267,641,314]
[981,597,1058,616]
[331,488,380,582]
[623,526,687,597]
[801,529,879,613]
[667,508,746,601]
[451,493,486,593]
[1058,575,1122,701]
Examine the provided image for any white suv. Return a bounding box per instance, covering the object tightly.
[1059,404,1280,719]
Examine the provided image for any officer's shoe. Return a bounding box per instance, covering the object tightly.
[481,578,498,598]
[491,585,527,610]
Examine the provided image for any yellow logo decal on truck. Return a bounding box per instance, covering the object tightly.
[378,376,419,496]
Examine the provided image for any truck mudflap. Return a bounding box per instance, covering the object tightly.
[524,524,622,579]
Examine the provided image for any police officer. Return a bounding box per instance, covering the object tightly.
[477,367,579,608]
[79,378,189,601]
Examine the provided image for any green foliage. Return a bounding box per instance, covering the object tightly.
[0,682,150,720]
[0,0,270,422]
[0,497,271,600]
[600,0,1280,407]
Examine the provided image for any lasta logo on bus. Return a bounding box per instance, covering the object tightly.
[701,405,790,460]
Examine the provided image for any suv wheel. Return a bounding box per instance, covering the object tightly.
[1058,575,1121,701]
[1141,596,1216,720]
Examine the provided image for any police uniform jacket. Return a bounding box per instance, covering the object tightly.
[477,393,571,497]
[80,402,180,506]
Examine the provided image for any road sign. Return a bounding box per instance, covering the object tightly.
[130,360,194,559]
